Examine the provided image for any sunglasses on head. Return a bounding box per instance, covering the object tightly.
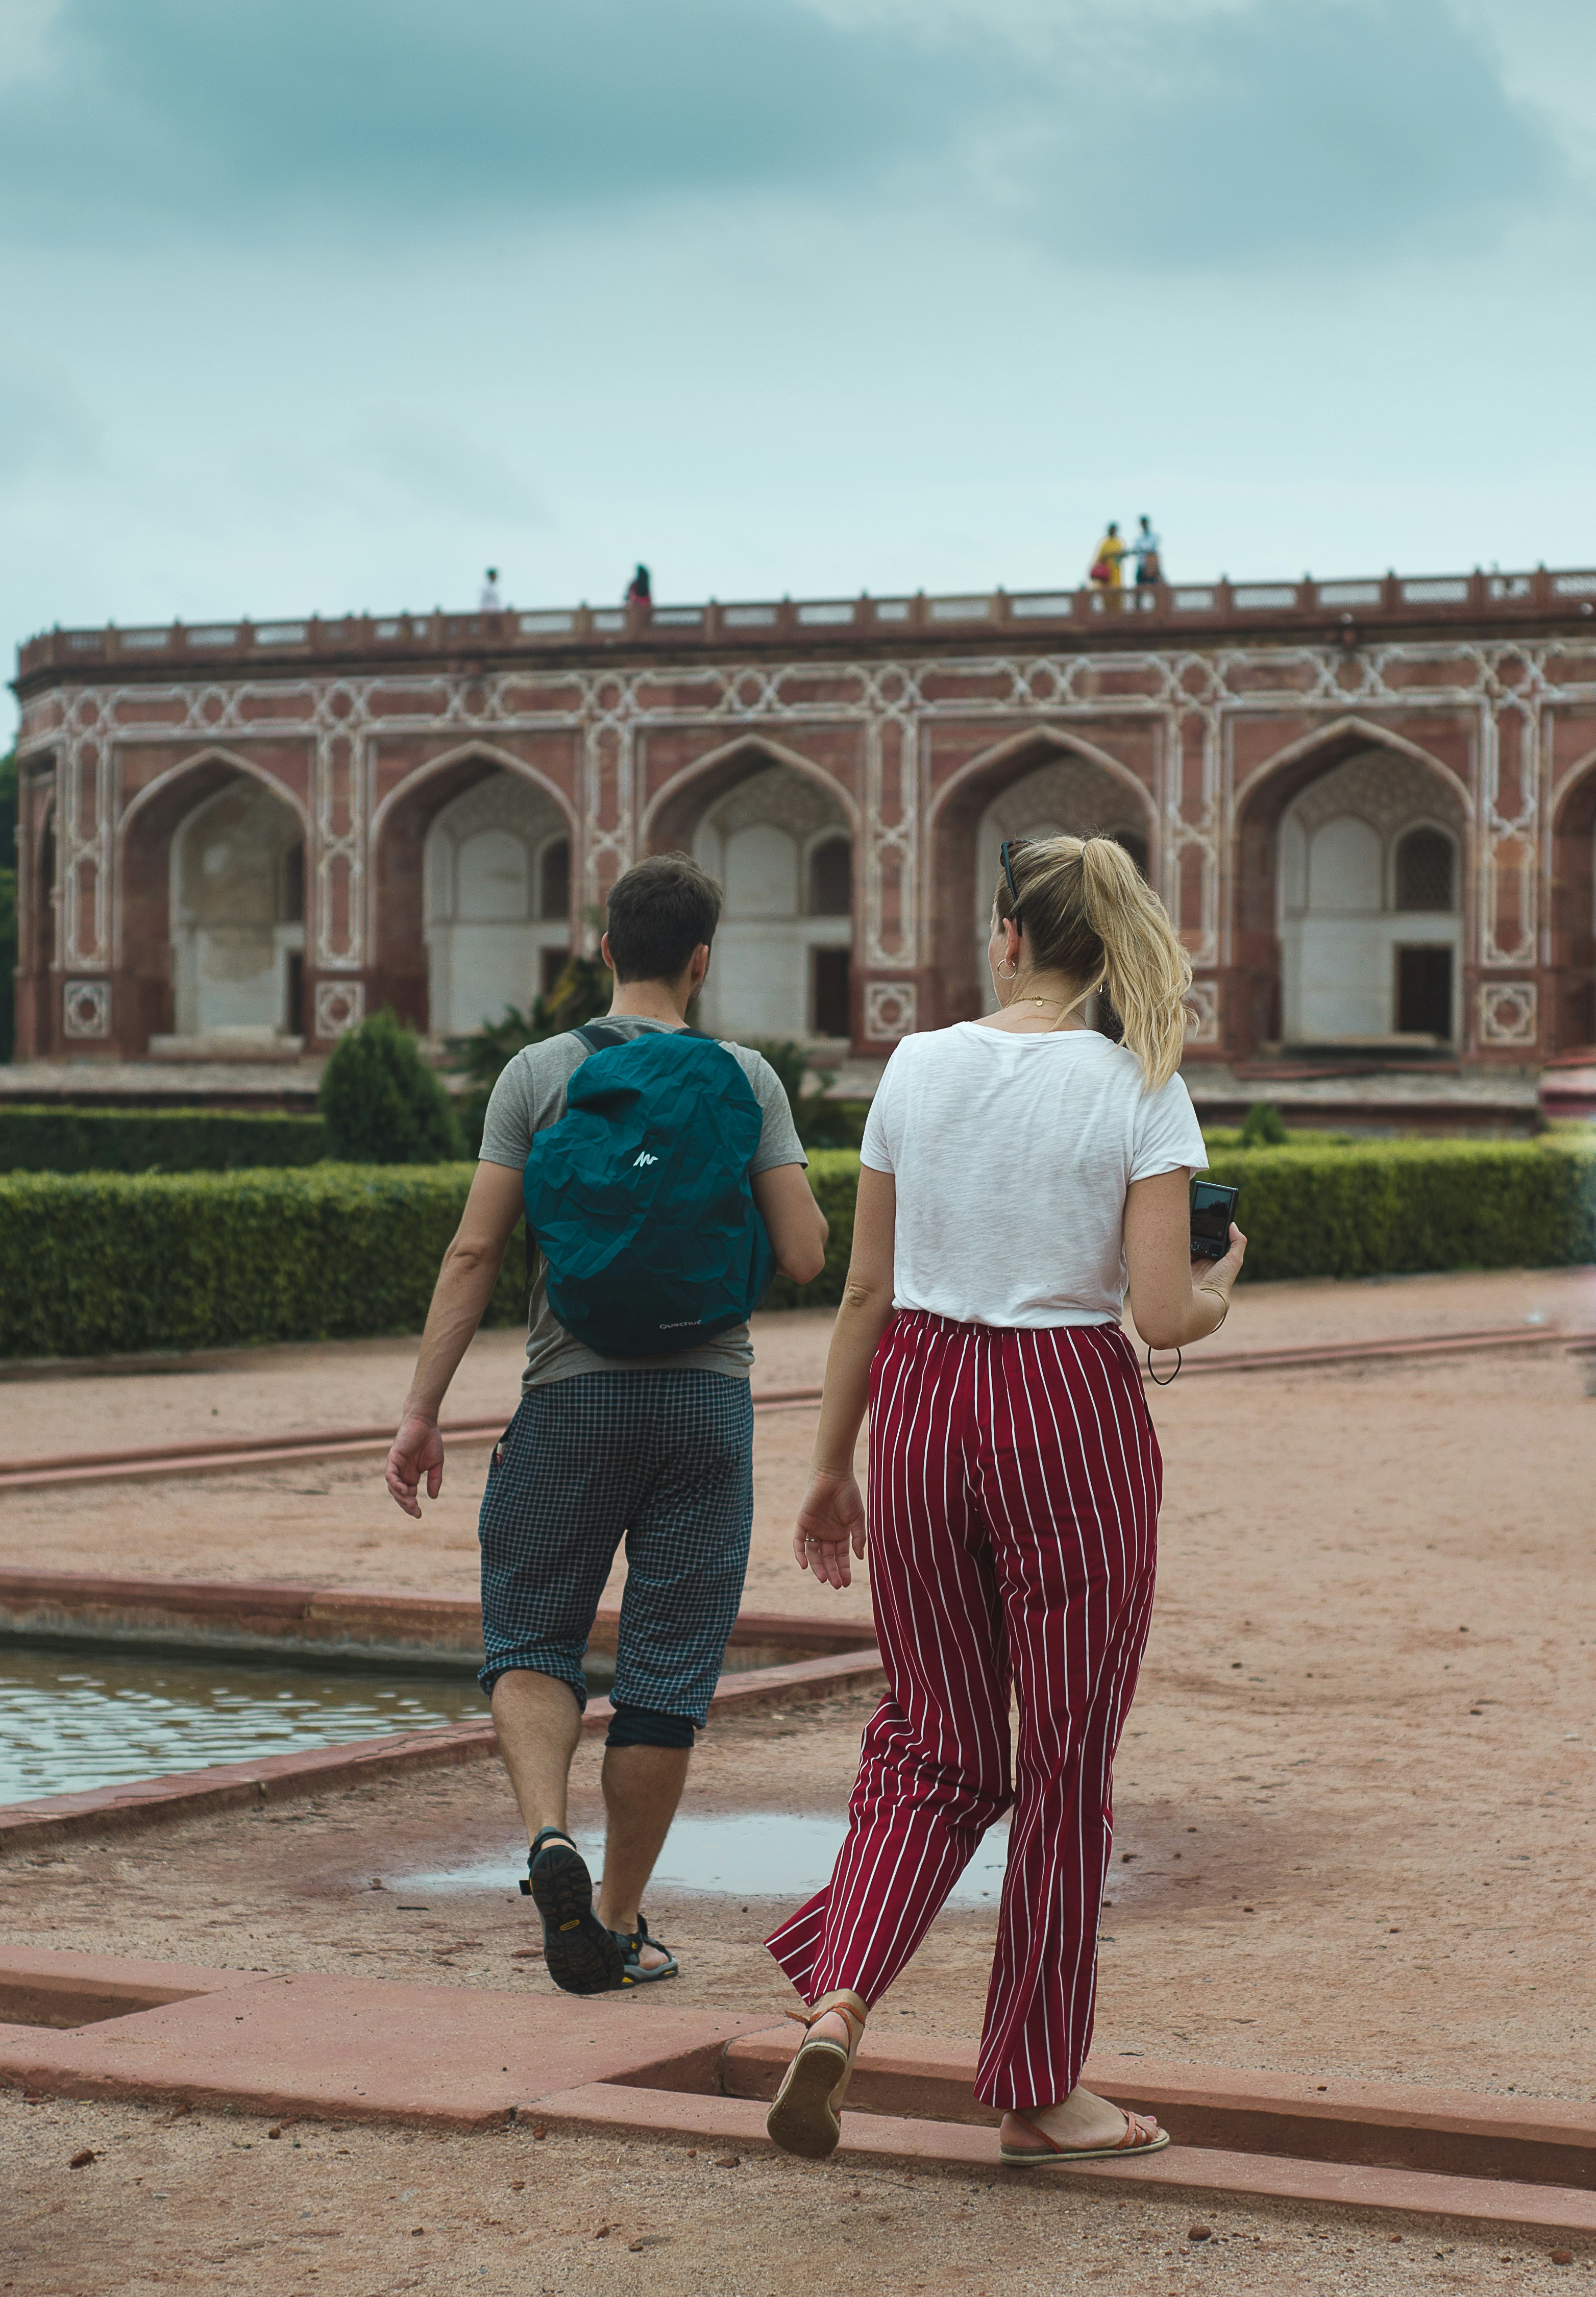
[999,837,1029,925]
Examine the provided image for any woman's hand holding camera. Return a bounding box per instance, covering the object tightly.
[1191,1222,1246,1333]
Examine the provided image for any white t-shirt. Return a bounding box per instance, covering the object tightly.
[859,1022,1208,1328]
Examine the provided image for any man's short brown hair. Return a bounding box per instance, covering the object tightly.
[605,853,723,984]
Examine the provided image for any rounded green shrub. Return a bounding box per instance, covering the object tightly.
[1239,1100,1291,1148]
[317,1010,464,1164]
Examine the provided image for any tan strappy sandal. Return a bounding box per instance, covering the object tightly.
[999,2106,1170,2166]
[765,1990,869,2161]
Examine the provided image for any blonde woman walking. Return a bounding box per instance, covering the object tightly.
[764,835,1244,2166]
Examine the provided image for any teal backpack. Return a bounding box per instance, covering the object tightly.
[522,1023,776,1358]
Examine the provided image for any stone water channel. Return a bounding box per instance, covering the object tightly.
[0,1643,488,1804]
[0,1634,1015,1908]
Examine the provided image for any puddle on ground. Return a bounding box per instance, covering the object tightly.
[0,1645,488,1804]
[395,1812,1012,1909]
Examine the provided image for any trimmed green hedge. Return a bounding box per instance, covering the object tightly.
[0,1165,526,1359]
[5,1139,1592,1360]
[766,1148,861,1310]
[1200,1127,1354,1153]
[0,1105,330,1175]
[1200,1137,1596,1282]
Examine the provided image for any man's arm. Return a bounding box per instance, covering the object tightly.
[752,1161,828,1285]
[384,1159,527,1518]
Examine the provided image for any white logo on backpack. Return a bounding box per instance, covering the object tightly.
[633,1150,659,1167]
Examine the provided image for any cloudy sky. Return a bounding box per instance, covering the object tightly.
[2,0,1594,690]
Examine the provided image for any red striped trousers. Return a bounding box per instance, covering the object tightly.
[766,1310,1161,2110]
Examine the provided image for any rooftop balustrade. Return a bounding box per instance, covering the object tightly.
[17,565,1596,682]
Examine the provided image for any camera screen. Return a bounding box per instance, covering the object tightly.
[1190,1182,1236,1242]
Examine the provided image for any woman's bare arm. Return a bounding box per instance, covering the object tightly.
[1123,1167,1246,1352]
[793,1165,897,1589]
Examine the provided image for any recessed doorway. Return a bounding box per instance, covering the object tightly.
[1396,945,1453,1039]
[811,946,851,1038]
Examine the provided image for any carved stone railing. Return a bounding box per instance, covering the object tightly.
[18,565,1596,682]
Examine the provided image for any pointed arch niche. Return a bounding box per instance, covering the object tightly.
[648,742,855,1043]
[370,749,574,1036]
[929,732,1156,1024]
[1551,753,1596,1052]
[168,778,305,1042]
[424,774,572,1035]
[118,755,307,1050]
[1260,739,1467,1048]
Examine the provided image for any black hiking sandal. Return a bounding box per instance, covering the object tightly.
[610,1915,678,1986]
[520,1828,625,1995]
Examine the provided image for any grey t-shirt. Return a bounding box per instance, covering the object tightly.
[479,1016,807,1391]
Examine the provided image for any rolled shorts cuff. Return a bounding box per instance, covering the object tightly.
[478,1648,591,1708]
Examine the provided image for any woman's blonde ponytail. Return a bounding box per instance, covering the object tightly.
[995,833,1193,1090]
[1075,838,1192,1090]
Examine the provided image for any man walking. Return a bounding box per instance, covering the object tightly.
[385,854,827,1991]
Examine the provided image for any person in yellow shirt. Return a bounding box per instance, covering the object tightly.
[1088,524,1125,589]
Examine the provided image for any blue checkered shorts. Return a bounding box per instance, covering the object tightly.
[477,1369,754,1725]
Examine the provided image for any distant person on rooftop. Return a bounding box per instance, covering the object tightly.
[1131,518,1163,587]
[479,568,504,611]
[1088,525,1125,590]
[626,564,653,607]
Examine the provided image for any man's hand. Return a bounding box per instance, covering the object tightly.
[386,1413,446,1519]
[793,1470,867,1590]
[380,1161,525,1517]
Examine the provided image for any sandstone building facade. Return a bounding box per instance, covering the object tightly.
[11,568,1596,1070]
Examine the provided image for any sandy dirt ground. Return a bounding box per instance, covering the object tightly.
[3,1269,1596,2287]
[3,1662,1594,2293]
[4,1267,1595,1632]
[1,1672,1593,2297]
[4,2084,1579,2297]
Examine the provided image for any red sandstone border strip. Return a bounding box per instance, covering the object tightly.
[721,2033,1596,2185]
[0,1647,884,1852]
[0,1568,484,1645]
[9,1331,1590,1496]
[1158,1325,1594,1379]
[534,2083,1596,2238]
[0,1568,877,1663]
[3,1946,1592,2234]
[0,1386,827,1489]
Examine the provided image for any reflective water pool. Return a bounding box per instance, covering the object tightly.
[0,1645,486,1805]
[397,1811,1013,1908]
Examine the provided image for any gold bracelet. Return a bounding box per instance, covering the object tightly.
[1199,1288,1229,1334]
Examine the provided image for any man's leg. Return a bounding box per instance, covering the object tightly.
[596,1743,691,1936]
[602,1373,755,1966]
[490,1668,583,1845]
[476,1380,644,1994]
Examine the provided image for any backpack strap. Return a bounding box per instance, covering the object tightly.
[573,1020,714,1048]
[524,1022,629,1305]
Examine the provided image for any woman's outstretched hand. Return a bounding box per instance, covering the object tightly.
[793,1470,868,1590]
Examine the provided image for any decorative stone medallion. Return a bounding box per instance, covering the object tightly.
[62,979,111,1039]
